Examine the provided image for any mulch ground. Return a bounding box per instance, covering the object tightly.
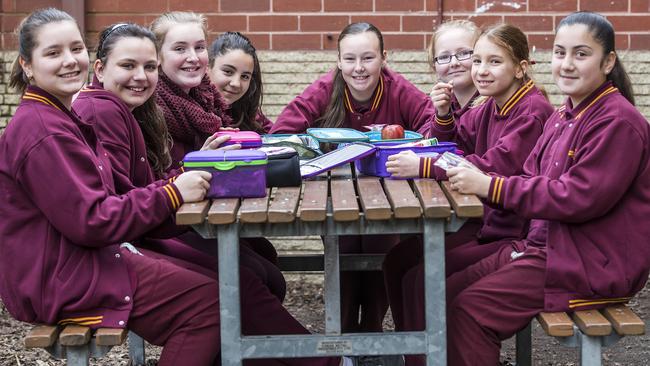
[1,273,648,365]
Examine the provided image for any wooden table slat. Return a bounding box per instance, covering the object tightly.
[176,200,210,225]
[299,180,329,222]
[439,181,484,218]
[268,187,301,223]
[95,328,128,346]
[239,189,270,223]
[330,176,359,222]
[413,179,451,218]
[25,325,60,348]
[383,179,422,218]
[207,198,240,225]
[356,177,392,220]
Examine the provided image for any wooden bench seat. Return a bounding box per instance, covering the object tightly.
[516,304,645,366]
[25,324,145,366]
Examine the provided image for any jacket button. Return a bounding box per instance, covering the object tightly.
[140,157,145,162]
[124,296,131,302]
[115,253,121,258]
[118,320,125,326]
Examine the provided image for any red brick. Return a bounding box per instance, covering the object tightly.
[87,0,161,13]
[350,15,401,32]
[476,0,525,13]
[427,0,475,12]
[2,0,15,12]
[376,0,424,12]
[3,32,19,49]
[16,0,61,12]
[220,0,270,12]
[1,14,22,32]
[245,33,270,50]
[615,34,629,50]
[272,34,321,50]
[323,33,338,50]
[457,15,502,29]
[324,0,372,12]
[630,34,650,50]
[527,34,554,50]
[608,16,647,32]
[84,31,100,50]
[250,16,298,32]
[631,0,650,12]
[403,15,436,32]
[505,15,554,32]
[274,0,321,12]
[170,0,219,12]
[300,16,350,32]
[530,0,577,12]
[86,14,147,32]
[205,15,247,32]
[580,0,628,12]
[383,34,425,50]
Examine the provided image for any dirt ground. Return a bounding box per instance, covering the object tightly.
[1,241,649,365]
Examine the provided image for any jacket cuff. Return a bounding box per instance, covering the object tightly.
[419,156,436,178]
[162,183,184,210]
[435,112,454,126]
[488,176,505,205]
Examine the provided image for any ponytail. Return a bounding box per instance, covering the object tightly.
[314,69,348,128]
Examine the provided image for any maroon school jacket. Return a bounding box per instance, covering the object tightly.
[73,84,184,239]
[0,86,182,328]
[487,81,650,311]
[270,67,435,136]
[421,80,553,241]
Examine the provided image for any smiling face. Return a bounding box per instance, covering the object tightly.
[337,31,386,102]
[433,27,475,89]
[95,37,158,111]
[471,36,525,107]
[209,49,254,105]
[159,23,208,93]
[20,20,89,108]
[551,23,615,107]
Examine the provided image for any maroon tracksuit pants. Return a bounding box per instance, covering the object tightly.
[122,247,340,366]
[400,241,546,366]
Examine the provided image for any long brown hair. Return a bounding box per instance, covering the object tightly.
[96,23,172,175]
[557,11,634,105]
[314,22,385,128]
[9,8,76,94]
[209,32,265,133]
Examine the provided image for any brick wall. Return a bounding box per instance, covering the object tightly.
[1,0,649,50]
[1,49,650,133]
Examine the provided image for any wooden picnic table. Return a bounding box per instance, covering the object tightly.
[176,164,483,366]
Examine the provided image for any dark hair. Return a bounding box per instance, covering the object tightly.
[315,22,385,128]
[209,32,265,133]
[474,23,548,103]
[557,11,634,105]
[9,8,76,94]
[96,23,172,175]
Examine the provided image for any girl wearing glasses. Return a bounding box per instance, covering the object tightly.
[384,24,553,357]
[271,22,437,334]
[442,12,650,365]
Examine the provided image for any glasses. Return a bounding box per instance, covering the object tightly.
[434,50,473,65]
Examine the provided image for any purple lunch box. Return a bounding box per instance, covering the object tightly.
[183,150,267,198]
[355,141,457,178]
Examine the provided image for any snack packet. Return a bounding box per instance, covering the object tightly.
[433,151,478,171]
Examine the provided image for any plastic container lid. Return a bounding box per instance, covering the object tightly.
[364,130,423,143]
[306,128,370,143]
[183,150,267,171]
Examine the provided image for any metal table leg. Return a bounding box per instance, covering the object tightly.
[423,218,446,366]
[324,235,342,335]
[218,224,242,366]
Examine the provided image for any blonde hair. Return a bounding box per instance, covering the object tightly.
[150,11,207,50]
[427,20,480,69]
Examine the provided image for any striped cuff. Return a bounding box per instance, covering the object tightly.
[419,156,436,178]
[435,113,454,126]
[162,183,183,210]
[488,176,505,204]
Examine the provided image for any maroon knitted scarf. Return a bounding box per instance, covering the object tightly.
[156,72,232,147]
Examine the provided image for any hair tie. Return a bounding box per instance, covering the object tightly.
[529,60,537,65]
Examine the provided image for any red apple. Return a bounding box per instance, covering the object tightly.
[381,124,405,140]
